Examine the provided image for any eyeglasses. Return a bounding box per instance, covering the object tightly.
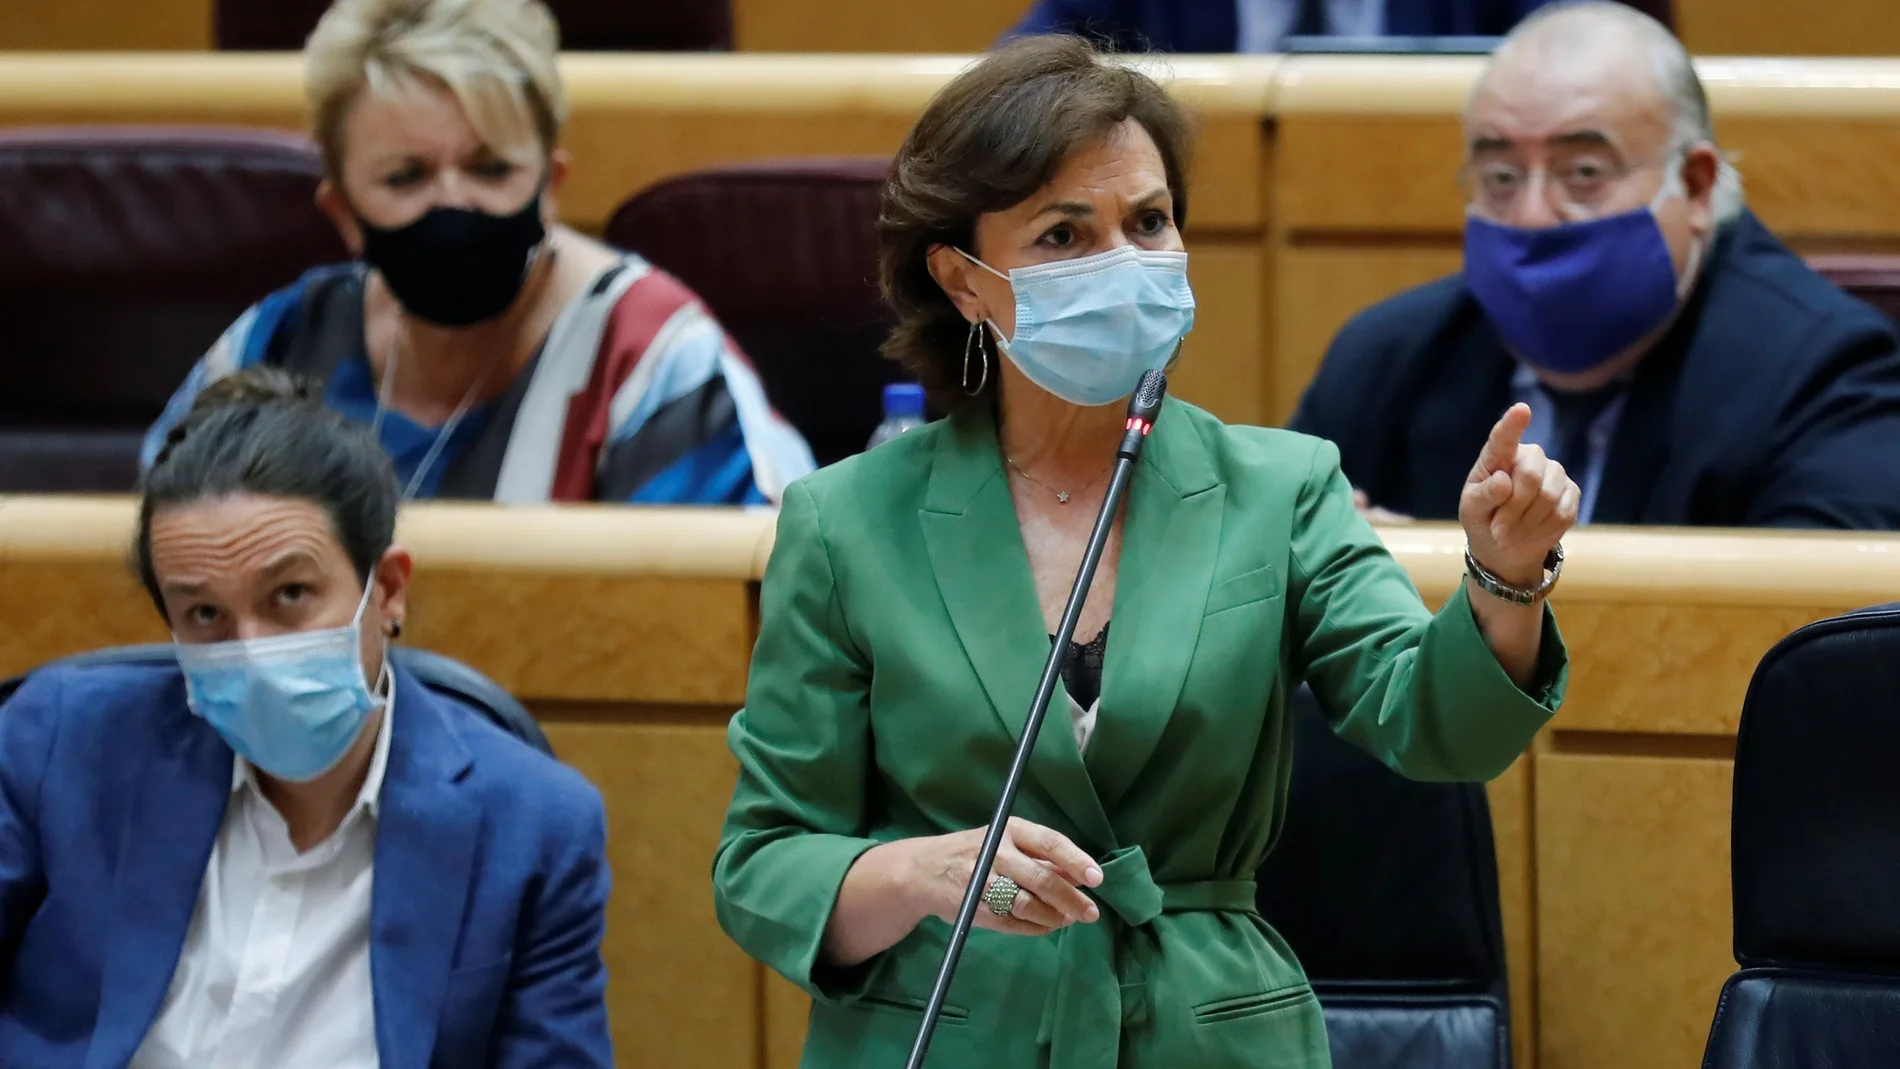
[1457,153,1675,221]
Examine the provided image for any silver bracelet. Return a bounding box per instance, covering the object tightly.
[1464,544,1564,605]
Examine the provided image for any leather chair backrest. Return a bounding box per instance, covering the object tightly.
[216,0,732,51]
[0,126,345,492]
[1257,684,1511,1069]
[1700,603,1900,1068]
[390,647,553,755]
[1809,255,1900,330]
[605,159,904,467]
[0,644,552,757]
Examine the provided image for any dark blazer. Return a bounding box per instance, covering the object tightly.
[1288,211,1900,530]
[1007,0,1549,52]
[0,662,613,1069]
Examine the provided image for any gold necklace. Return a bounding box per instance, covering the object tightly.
[1004,454,1110,505]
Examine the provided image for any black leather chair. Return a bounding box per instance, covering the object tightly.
[1699,603,1900,1068]
[605,158,903,467]
[0,644,551,757]
[1258,685,1512,1069]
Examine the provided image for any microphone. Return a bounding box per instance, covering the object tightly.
[903,369,1169,1069]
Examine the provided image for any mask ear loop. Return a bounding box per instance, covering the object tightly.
[1651,150,1707,299]
[351,567,394,705]
[350,567,378,628]
[515,176,559,282]
[952,248,1011,396]
[1651,149,1688,210]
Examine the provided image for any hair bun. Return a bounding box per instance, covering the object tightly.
[150,366,328,470]
[188,365,325,418]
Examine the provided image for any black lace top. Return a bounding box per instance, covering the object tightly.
[1052,621,1110,711]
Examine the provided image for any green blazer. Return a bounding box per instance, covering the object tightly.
[713,399,1565,1069]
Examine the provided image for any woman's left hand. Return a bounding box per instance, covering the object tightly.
[1459,403,1580,587]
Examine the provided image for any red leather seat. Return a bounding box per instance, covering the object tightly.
[1810,255,1900,329]
[216,0,731,51]
[604,159,902,467]
[0,127,346,492]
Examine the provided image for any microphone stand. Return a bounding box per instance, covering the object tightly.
[901,370,1170,1069]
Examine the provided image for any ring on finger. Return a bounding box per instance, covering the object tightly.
[984,874,1023,917]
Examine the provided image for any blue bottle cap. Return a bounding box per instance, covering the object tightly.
[883,382,927,419]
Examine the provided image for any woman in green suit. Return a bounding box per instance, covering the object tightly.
[714,35,1578,1069]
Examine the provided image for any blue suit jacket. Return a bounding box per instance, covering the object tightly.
[0,662,613,1069]
[1288,211,1900,529]
[1008,0,1549,51]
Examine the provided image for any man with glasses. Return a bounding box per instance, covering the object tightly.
[1290,0,1900,530]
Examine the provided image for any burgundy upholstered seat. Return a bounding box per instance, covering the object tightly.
[605,158,901,467]
[0,127,346,492]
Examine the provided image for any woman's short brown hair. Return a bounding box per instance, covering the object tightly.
[877,35,1195,412]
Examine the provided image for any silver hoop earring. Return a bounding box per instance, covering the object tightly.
[962,322,990,396]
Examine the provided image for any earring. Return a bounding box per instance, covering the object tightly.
[387,620,403,640]
[962,321,990,396]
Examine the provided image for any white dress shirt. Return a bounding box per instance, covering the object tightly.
[129,691,394,1069]
[1237,0,1385,52]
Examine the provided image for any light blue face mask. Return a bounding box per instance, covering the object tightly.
[960,244,1196,407]
[175,577,386,783]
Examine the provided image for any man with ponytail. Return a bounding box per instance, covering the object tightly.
[0,367,612,1068]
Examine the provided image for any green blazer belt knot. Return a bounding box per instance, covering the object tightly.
[1041,843,1257,1065]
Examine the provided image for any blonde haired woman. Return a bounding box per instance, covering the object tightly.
[145,0,815,504]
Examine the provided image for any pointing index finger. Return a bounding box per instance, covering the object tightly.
[1478,402,1533,477]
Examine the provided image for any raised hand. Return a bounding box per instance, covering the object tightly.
[1459,403,1580,588]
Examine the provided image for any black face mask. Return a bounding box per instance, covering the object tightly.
[358,193,547,328]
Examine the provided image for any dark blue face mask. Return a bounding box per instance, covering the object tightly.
[1463,182,1697,375]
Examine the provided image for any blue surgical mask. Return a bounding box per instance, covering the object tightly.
[1463,169,1701,375]
[175,578,386,783]
[959,245,1196,406]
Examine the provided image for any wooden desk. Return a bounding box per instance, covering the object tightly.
[8,496,1896,1069]
[1387,524,1900,1069]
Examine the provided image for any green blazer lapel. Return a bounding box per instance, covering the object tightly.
[1092,402,1225,808]
[918,408,1117,851]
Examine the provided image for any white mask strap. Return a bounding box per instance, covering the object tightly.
[955,247,1011,283]
[351,569,378,629]
[1677,233,1706,300]
[955,249,1014,347]
[1650,151,1688,212]
[1648,151,1706,299]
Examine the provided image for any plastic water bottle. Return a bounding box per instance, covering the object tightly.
[866,383,928,450]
